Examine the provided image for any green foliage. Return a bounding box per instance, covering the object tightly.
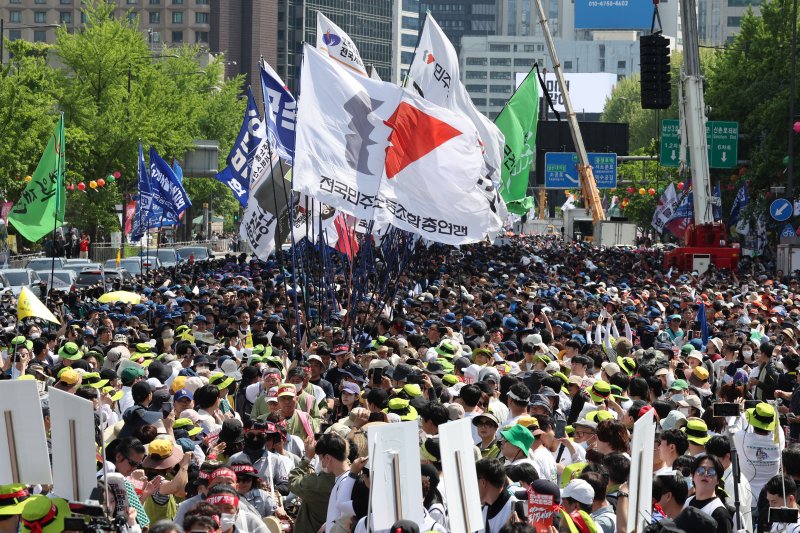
[705,0,796,205]
[0,1,246,244]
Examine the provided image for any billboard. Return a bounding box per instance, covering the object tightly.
[516,72,617,115]
[574,0,653,30]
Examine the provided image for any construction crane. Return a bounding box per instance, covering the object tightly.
[664,0,740,270]
[533,0,605,224]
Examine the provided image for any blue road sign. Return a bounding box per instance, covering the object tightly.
[770,198,793,222]
[574,0,652,30]
[782,224,796,238]
[544,152,617,189]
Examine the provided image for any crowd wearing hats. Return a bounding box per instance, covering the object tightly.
[4,236,800,532]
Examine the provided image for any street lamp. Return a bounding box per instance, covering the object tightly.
[0,20,61,68]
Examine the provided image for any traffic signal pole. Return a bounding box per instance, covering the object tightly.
[533,0,605,223]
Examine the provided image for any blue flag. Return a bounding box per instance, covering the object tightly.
[728,184,749,230]
[261,60,296,163]
[696,300,709,347]
[149,147,191,220]
[214,87,265,206]
[712,183,722,221]
[131,142,153,241]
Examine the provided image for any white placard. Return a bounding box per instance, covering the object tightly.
[367,421,425,530]
[0,380,53,485]
[439,418,483,532]
[516,72,617,114]
[50,387,97,501]
[626,408,656,533]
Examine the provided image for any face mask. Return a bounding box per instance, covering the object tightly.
[671,394,684,402]
[742,350,753,359]
[29,332,41,339]
[685,477,693,491]
[579,440,590,450]
[220,513,236,530]
[294,383,303,393]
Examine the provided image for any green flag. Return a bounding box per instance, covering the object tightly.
[495,69,539,215]
[9,115,65,242]
[507,196,535,215]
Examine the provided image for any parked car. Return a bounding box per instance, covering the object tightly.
[136,253,164,270]
[64,258,92,265]
[105,268,134,283]
[63,262,101,276]
[176,246,213,263]
[26,257,65,271]
[75,268,129,289]
[104,258,148,276]
[37,269,77,293]
[1,268,43,296]
[138,248,179,268]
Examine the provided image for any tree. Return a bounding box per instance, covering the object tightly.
[0,1,246,245]
[705,0,797,205]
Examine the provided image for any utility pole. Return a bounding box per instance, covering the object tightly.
[789,0,798,197]
[533,0,605,223]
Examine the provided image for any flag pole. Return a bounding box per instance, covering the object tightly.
[401,10,429,88]
[48,114,64,303]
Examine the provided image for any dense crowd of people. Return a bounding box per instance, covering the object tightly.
[1,235,799,533]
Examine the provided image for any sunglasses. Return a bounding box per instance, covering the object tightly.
[694,466,717,477]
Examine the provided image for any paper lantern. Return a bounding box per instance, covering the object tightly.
[77,182,86,191]
[639,188,646,195]
[794,121,800,133]
[107,175,116,183]
[89,180,98,189]
[66,184,74,191]
[648,188,656,196]
[113,171,121,179]
[24,175,32,183]
[677,182,684,191]
[626,187,635,194]
[97,178,106,187]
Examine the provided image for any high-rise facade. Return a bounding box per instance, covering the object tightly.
[392,0,419,83]
[0,1,276,92]
[276,0,393,92]
[417,1,497,54]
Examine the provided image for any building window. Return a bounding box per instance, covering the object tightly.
[127,12,137,21]
[195,30,208,43]
[173,0,184,3]
[472,20,495,31]
[402,0,419,10]
[196,12,209,23]
[402,15,419,30]
[472,98,487,106]
[514,58,533,67]
[172,11,183,23]
[490,98,508,107]
[472,4,494,14]
[60,11,72,23]
[401,51,414,64]
[150,0,161,4]
[727,16,741,26]
[727,0,761,5]
[34,11,47,23]
[466,57,488,66]
[490,57,511,66]
[490,85,512,93]
[490,71,511,79]
[196,0,209,4]
[9,0,22,4]
[524,44,536,52]
[60,0,72,4]
[172,30,183,42]
[466,71,487,79]
[149,11,160,23]
[34,30,47,42]
[617,60,626,69]
[34,0,47,4]
[127,0,137,3]
[564,60,573,70]
[8,30,22,40]
[466,84,487,93]
[401,34,417,47]
[489,44,511,52]
[9,11,22,23]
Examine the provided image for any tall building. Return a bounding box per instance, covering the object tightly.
[417,0,497,54]
[697,0,761,45]
[392,0,419,83]
[276,0,393,92]
[0,0,276,92]
[460,34,640,119]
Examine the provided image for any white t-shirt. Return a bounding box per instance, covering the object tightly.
[732,426,785,499]
[723,465,753,532]
[531,445,558,484]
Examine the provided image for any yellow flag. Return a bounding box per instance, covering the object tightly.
[116,249,121,267]
[17,286,60,324]
[245,331,253,349]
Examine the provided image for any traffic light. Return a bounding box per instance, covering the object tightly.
[640,33,671,109]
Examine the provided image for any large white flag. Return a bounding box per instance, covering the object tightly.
[651,183,678,234]
[408,14,505,191]
[294,44,503,245]
[240,147,292,260]
[316,12,368,77]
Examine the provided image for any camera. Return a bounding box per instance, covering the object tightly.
[713,403,740,417]
[768,507,800,524]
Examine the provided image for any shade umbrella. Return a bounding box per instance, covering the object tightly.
[98,291,141,304]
